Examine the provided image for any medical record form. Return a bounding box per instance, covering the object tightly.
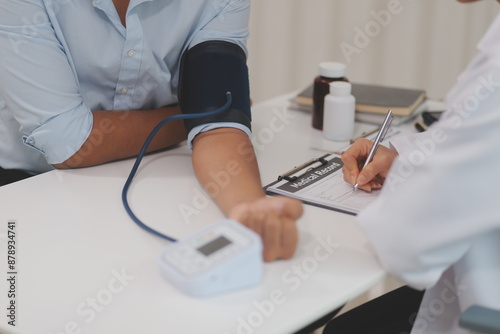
[265,154,379,215]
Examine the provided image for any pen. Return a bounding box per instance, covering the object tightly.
[422,111,442,126]
[353,109,394,191]
[414,121,427,132]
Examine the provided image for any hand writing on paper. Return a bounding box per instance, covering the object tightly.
[342,138,398,192]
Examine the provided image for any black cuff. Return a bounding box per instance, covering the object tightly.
[178,41,252,133]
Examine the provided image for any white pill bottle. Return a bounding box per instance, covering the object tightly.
[323,81,355,141]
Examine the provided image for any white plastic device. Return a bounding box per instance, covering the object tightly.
[157,219,263,297]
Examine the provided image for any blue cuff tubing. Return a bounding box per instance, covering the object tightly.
[122,93,233,242]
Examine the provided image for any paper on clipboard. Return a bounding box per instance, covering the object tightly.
[265,154,380,215]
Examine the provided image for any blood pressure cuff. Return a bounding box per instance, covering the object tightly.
[178,41,251,133]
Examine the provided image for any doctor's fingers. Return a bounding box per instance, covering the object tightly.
[356,151,396,186]
[341,139,374,184]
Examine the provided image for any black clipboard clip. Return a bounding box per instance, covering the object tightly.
[278,154,330,182]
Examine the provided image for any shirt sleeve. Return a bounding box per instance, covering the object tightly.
[188,0,250,54]
[0,0,92,164]
[187,122,251,150]
[356,64,500,290]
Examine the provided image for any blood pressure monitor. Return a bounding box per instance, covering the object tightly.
[158,219,263,297]
[120,92,264,297]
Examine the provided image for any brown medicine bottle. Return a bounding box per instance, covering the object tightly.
[312,62,348,130]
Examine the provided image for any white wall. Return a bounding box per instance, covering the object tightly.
[248,0,499,103]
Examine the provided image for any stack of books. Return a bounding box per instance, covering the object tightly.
[292,82,427,125]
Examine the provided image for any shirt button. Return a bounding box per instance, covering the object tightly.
[119,87,129,94]
[92,0,100,6]
[127,49,136,57]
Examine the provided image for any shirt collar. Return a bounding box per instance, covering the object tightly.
[128,0,158,12]
[90,0,156,15]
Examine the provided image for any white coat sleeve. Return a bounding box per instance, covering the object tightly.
[357,58,500,290]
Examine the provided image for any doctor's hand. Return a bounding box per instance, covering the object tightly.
[228,196,303,262]
[342,138,398,192]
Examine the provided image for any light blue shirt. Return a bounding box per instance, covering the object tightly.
[0,0,251,174]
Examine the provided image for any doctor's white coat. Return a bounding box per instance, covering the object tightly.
[357,13,500,334]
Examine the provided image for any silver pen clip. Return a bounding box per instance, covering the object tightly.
[379,111,394,143]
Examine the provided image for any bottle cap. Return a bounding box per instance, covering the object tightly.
[330,81,351,96]
[318,62,346,78]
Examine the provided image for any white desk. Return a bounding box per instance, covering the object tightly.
[0,93,399,334]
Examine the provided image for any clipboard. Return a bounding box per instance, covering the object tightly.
[264,153,380,215]
[277,154,331,182]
